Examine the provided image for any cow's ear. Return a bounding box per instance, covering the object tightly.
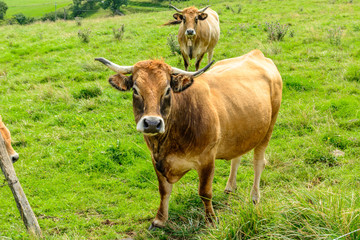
[109,74,133,91]
[173,13,183,21]
[170,74,194,93]
[198,13,208,20]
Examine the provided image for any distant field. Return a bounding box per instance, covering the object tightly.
[0,0,360,239]
[2,0,169,18]
[3,0,72,17]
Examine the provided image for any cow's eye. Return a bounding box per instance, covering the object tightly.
[195,17,198,23]
[133,88,139,96]
[165,87,171,96]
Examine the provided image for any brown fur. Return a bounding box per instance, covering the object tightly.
[0,116,17,160]
[107,50,282,229]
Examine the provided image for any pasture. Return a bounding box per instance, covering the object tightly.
[2,0,72,18]
[0,0,360,239]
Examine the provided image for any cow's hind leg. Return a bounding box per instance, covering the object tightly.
[149,167,173,230]
[224,156,241,193]
[251,143,268,205]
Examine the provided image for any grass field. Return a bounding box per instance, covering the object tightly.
[0,0,360,239]
[2,0,169,19]
[3,0,72,18]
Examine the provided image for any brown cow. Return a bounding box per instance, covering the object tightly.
[0,116,19,163]
[170,5,220,71]
[95,49,282,229]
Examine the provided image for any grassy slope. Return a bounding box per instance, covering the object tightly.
[3,0,72,18]
[0,0,360,239]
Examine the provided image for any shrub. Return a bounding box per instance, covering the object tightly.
[113,24,125,41]
[264,21,289,41]
[41,10,73,21]
[78,28,91,43]
[12,13,35,25]
[0,1,8,20]
[167,34,181,56]
[73,86,102,99]
[328,27,342,46]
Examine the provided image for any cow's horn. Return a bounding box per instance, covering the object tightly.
[198,5,210,13]
[169,4,183,13]
[171,60,215,77]
[95,57,133,74]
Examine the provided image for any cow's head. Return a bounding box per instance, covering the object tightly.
[96,58,213,136]
[0,116,19,163]
[171,5,210,39]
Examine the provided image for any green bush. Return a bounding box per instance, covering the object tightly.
[12,13,35,25]
[0,1,8,20]
[41,10,73,21]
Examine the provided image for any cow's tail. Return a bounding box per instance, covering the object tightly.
[162,20,182,26]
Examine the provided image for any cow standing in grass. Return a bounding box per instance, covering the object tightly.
[169,5,220,71]
[0,116,19,163]
[96,49,282,229]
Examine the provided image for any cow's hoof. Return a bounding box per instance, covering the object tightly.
[148,222,163,231]
[224,188,234,194]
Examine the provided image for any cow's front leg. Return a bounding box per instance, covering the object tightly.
[149,166,173,230]
[197,161,216,226]
[195,53,205,71]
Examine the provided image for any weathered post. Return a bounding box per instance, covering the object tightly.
[0,134,42,238]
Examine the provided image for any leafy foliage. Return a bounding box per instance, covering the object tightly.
[12,13,35,25]
[0,1,7,20]
[101,0,128,15]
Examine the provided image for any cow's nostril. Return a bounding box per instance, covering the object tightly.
[156,121,162,129]
[144,120,149,128]
[11,154,19,163]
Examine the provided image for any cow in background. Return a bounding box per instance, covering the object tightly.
[0,116,19,163]
[168,5,220,71]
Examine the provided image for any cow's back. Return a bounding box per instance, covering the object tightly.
[198,50,282,159]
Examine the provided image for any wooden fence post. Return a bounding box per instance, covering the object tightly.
[0,134,42,238]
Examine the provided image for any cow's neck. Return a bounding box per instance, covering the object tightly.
[145,89,208,160]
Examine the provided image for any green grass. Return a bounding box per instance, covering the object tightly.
[3,0,72,18]
[0,0,360,239]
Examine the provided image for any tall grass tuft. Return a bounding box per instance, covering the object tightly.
[78,28,91,43]
[113,24,125,41]
[328,27,342,46]
[167,34,181,56]
[264,21,289,41]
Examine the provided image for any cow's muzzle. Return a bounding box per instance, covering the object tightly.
[11,153,19,163]
[137,116,165,135]
[185,29,196,37]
